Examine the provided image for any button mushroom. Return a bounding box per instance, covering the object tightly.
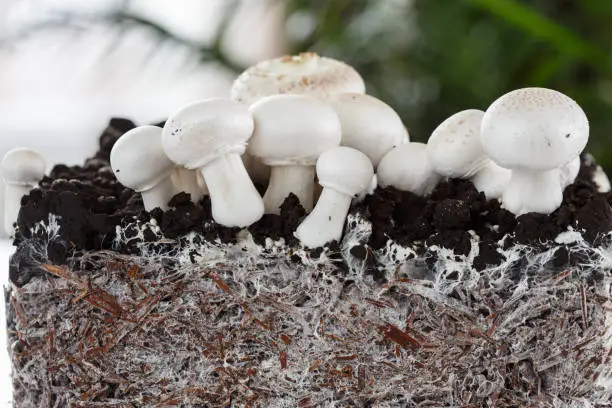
[426,109,511,199]
[248,94,342,214]
[295,146,373,248]
[328,93,408,167]
[480,87,589,215]
[231,52,365,106]
[558,156,581,189]
[1,148,46,236]
[377,142,441,195]
[162,98,264,227]
[171,167,207,203]
[111,125,177,212]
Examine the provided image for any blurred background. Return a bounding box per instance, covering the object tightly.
[1,0,612,235]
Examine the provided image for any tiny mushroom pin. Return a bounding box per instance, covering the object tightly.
[328,93,408,167]
[110,126,177,212]
[480,87,589,215]
[248,94,342,214]
[1,148,46,236]
[295,146,373,248]
[426,109,511,199]
[162,97,264,227]
[377,142,441,196]
[171,167,207,202]
[230,52,365,106]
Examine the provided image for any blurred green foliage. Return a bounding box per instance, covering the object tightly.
[284,0,612,171]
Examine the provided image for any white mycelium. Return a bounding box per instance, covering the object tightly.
[248,94,342,214]
[427,109,511,199]
[481,88,589,215]
[162,98,264,227]
[328,93,408,167]
[377,142,441,195]
[295,146,373,248]
[1,148,46,235]
[110,126,177,212]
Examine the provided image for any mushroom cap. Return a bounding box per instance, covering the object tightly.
[248,94,342,166]
[377,142,441,196]
[110,126,175,192]
[231,52,365,106]
[481,88,589,171]
[316,146,374,197]
[328,93,407,167]
[162,98,255,169]
[1,148,46,185]
[427,109,488,178]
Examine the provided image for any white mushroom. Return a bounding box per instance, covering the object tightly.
[171,167,207,202]
[377,142,441,195]
[248,94,342,214]
[231,52,365,185]
[426,109,511,199]
[558,156,581,189]
[328,93,407,167]
[480,88,589,215]
[110,126,176,212]
[231,52,365,106]
[1,148,46,236]
[295,146,373,248]
[162,98,264,227]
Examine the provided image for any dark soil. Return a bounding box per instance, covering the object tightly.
[11,118,612,286]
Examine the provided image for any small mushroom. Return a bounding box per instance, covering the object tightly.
[558,156,581,189]
[480,88,589,215]
[328,93,407,167]
[377,142,441,195]
[110,126,177,212]
[1,148,46,236]
[426,109,511,198]
[171,167,207,202]
[231,52,365,106]
[295,146,373,248]
[248,94,342,214]
[162,98,264,227]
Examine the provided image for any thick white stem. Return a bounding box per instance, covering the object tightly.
[295,188,351,248]
[200,153,264,227]
[141,176,176,212]
[263,165,315,214]
[502,168,562,215]
[471,161,511,199]
[4,184,32,236]
[172,167,206,202]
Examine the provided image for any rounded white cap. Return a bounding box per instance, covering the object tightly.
[1,148,46,185]
[248,94,341,166]
[328,93,407,167]
[231,52,365,106]
[481,88,589,170]
[110,126,175,192]
[162,98,255,169]
[316,146,374,197]
[377,142,441,195]
[559,156,581,189]
[427,109,488,178]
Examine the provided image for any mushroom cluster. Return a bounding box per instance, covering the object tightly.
[2,53,597,249]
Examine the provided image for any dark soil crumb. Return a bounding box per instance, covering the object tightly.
[11,118,612,286]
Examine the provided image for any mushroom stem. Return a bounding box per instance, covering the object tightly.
[200,153,264,227]
[263,165,315,214]
[470,161,511,199]
[4,184,31,236]
[140,176,176,212]
[172,167,206,202]
[502,168,562,215]
[294,188,351,248]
